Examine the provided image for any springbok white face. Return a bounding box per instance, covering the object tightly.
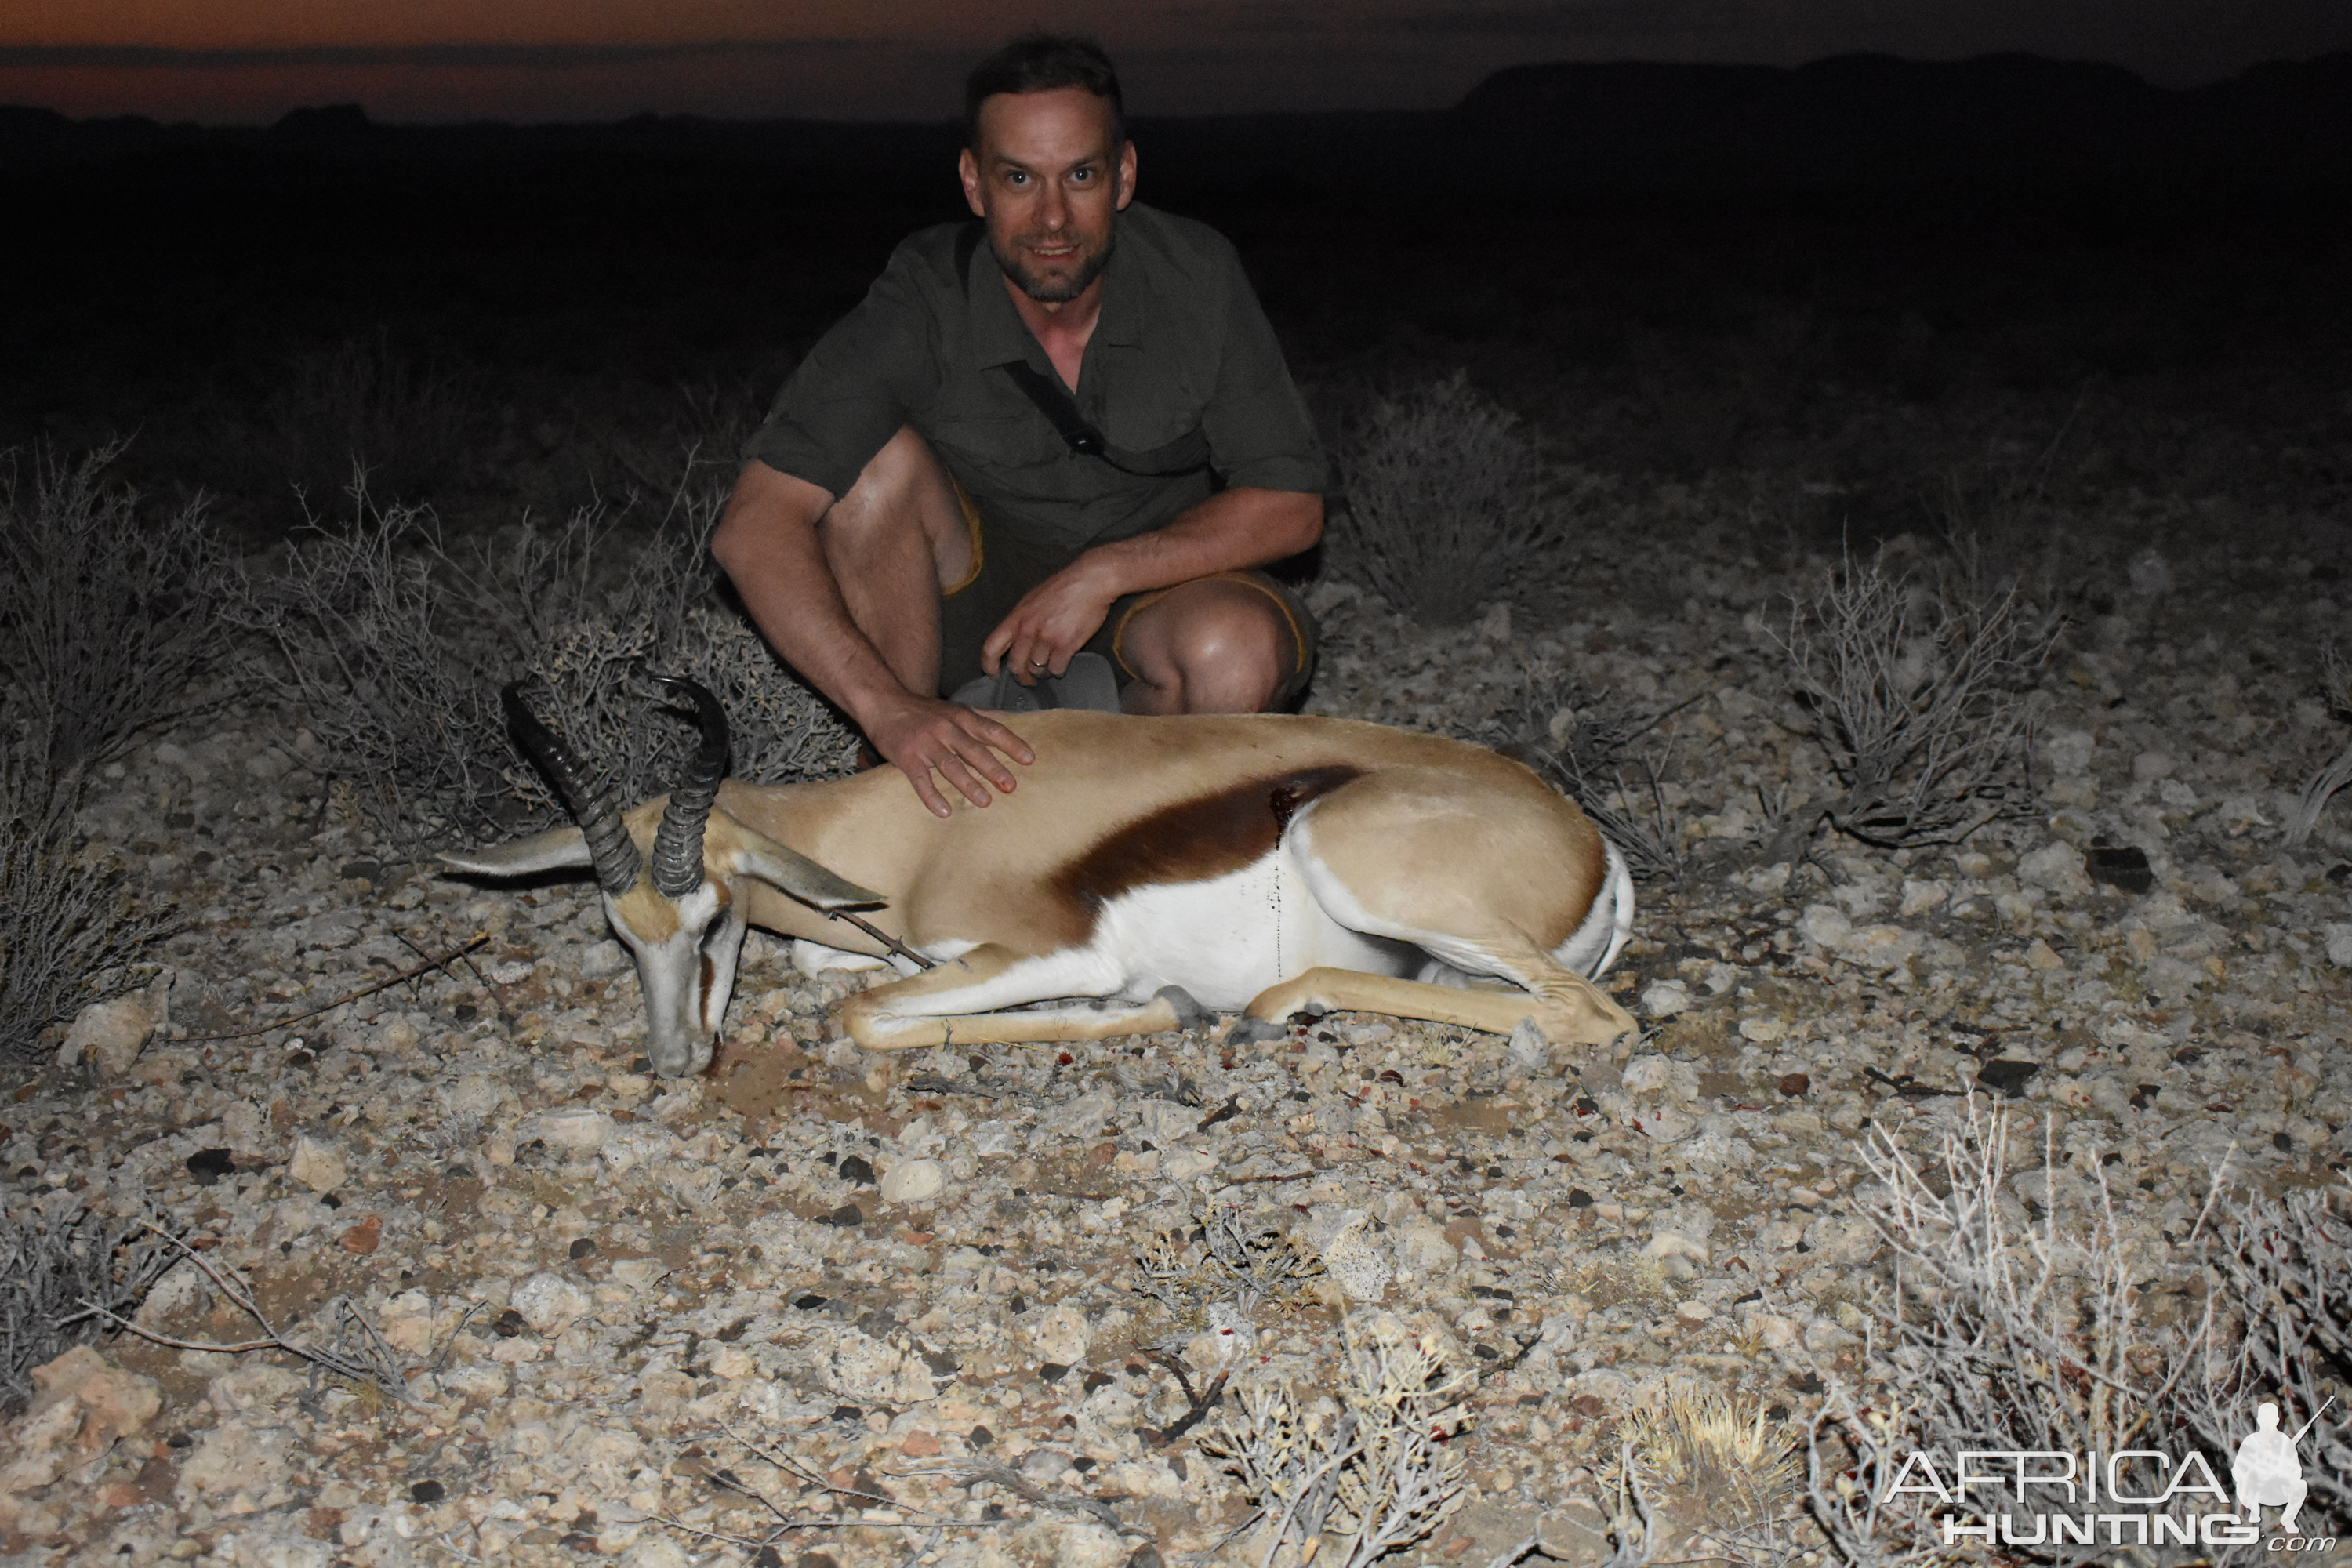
[438,678,880,1077]
[608,877,742,1079]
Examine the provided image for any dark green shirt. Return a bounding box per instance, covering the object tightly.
[742,201,1330,556]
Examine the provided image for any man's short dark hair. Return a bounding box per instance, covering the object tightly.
[964,33,1125,150]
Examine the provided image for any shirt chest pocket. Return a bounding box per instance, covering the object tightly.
[927,382,1073,470]
[1092,352,1207,452]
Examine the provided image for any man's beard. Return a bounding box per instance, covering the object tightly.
[996,230,1114,303]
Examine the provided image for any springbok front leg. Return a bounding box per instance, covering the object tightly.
[1237,962,1633,1050]
[838,943,1215,1051]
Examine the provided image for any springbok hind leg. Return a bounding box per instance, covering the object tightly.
[839,944,1209,1051]
[1240,961,1635,1051]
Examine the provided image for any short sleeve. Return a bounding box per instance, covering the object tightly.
[741,247,941,499]
[1199,253,1334,498]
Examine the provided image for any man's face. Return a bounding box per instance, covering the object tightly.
[958,86,1135,306]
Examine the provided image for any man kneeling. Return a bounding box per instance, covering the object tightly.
[712,33,1332,818]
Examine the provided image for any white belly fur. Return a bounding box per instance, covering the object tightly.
[1097,844,1413,1010]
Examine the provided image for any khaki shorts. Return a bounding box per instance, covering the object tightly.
[934,481,1317,706]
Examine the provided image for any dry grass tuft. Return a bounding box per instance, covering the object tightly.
[1617,1385,1798,1511]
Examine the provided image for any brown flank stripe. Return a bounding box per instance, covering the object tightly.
[1048,765,1363,924]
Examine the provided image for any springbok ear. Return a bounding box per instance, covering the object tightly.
[724,826,884,910]
[438,828,594,880]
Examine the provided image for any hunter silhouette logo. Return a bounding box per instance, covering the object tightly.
[2234,1399,2331,1535]
[1889,1396,2339,1549]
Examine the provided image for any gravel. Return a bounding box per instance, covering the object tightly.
[4,519,2350,1566]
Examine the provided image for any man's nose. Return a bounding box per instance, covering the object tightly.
[1039,182,1069,229]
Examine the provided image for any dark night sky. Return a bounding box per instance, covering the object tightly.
[4,0,2350,124]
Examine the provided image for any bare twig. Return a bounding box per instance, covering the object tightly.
[89,1225,430,1409]
[177,931,488,1041]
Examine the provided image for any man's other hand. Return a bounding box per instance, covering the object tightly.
[866,695,1036,818]
[981,561,1118,682]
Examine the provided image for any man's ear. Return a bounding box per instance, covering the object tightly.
[959,146,985,218]
[1116,140,1137,211]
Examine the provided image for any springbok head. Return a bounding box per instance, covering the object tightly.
[438,677,880,1077]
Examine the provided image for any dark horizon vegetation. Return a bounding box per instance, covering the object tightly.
[1,48,2346,573]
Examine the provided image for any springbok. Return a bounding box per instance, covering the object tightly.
[440,678,1638,1077]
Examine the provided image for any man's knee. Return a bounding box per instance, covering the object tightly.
[1128,583,1294,711]
[820,426,969,583]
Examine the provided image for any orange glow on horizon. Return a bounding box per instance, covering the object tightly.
[2,1,2345,123]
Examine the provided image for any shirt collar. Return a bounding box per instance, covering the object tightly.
[964,214,1142,368]
[964,234,1034,369]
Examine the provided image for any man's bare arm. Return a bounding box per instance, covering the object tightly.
[710,459,1033,818]
[982,486,1323,677]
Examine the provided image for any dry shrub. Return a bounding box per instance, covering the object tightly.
[0,445,198,1059]
[1201,1311,1472,1568]
[1808,1100,2349,1565]
[1327,371,1595,625]
[229,482,510,840]
[225,335,478,528]
[2173,1181,2352,1531]
[0,442,237,795]
[1854,1103,2198,1536]
[1773,550,2058,853]
[2284,643,2352,848]
[1479,666,1688,880]
[0,1207,176,1413]
[230,464,850,846]
[0,807,180,1062]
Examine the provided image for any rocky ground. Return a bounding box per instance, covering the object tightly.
[4,501,2350,1568]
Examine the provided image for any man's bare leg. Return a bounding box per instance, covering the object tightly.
[1116,579,1294,714]
[816,426,975,698]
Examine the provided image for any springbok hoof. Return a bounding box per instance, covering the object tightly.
[1154,985,1215,1034]
[1224,1014,1290,1048]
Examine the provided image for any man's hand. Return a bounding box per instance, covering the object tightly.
[864,693,1036,818]
[981,559,1120,681]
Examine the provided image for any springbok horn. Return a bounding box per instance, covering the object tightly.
[502,683,641,896]
[649,675,728,898]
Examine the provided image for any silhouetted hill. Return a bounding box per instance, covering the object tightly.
[1456,51,2352,188]
[0,49,2345,205]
